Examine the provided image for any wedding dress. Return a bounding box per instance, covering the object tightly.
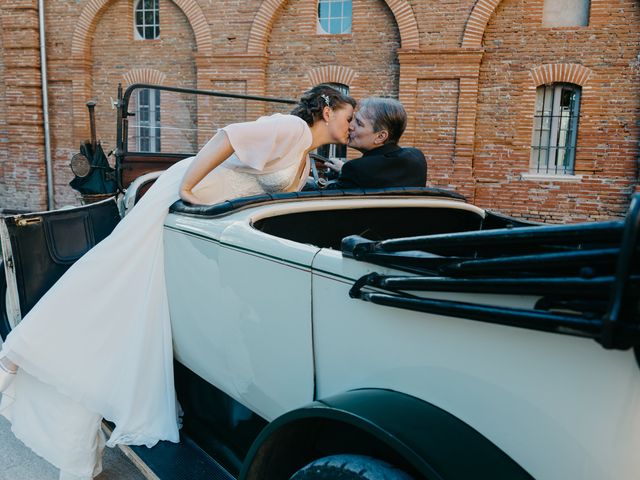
[0,114,312,479]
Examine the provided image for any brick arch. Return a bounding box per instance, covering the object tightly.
[247,0,419,55]
[71,0,212,59]
[530,63,593,87]
[122,68,167,86]
[307,66,358,87]
[461,0,502,48]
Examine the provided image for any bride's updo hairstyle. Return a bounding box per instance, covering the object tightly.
[291,84,357,126]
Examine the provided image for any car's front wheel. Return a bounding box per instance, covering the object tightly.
[289,454,414,480]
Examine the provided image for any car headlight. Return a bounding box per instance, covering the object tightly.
[70,153,91,177]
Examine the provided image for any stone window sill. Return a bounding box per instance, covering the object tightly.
[520,173,583,182]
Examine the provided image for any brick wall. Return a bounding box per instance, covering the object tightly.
[415,79,459,191]
[91,0,197,154]
[1,1,46,211]
[265,0,400,106]
[0,9,7,198]
[473,0,640,221]
[0,0,638,222]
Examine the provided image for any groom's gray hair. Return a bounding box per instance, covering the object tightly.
[358,97,407,144]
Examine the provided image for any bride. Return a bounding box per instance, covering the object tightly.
[0,84,355,479]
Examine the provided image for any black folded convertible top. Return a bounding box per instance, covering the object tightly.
[347,193,640,352]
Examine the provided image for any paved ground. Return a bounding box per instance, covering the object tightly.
[0,416,145,480]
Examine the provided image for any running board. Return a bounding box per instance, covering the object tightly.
[102,423,235,480]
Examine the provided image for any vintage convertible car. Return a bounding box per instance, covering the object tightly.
[0,85,638,479]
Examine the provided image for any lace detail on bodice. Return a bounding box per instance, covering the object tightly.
[256,162,300,193]
[192,162,301,204]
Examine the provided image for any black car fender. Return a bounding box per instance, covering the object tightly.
[240,388,533,480]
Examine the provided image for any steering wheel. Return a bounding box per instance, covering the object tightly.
[309,153,330,189]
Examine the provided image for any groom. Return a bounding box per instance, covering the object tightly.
[322,97,427,190]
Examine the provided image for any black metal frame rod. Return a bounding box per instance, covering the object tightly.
[373,275,636,297]
[350,251,467,271]
[602,194,640,347]
[357,292,640,348]
[373,220,623,253]
[350,247,622,277]
[443,248,620,275]
[121,83,297,111]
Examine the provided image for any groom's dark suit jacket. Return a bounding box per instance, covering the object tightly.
[328,143,427,190]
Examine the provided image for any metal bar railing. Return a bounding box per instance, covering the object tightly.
[114,83,297,190]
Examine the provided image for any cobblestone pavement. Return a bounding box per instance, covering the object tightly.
[0,416,145,480]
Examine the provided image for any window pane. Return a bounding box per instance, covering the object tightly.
[540,116,551,131]
[538,130,550,148]
[542,86,553,113]
[543,0,589,27]
[317,0,351,35]
[135,87,163,152]
[317,83,349,161]
[330,1,341,17]
[557,149,566,173]
[330,18,342,33]
[136,0,159,39]
[317,144,330,158]
[530,83,580,175]
[344,0,352,33]
[319,17,330,33]
[560,88,574,108]
[155,89,161,106]
[343,16,352,33]
[318,2,330,18]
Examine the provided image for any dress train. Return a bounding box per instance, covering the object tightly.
[0,156,298,477]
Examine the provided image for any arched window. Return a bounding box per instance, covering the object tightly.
[135,0,160,40]
[530,83,581,175]
[317,0,352,35]
[317,83,349,162]
[137,88,161,152]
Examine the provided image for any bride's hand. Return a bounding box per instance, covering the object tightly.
[179,131,235,204]
[179,188,201,205]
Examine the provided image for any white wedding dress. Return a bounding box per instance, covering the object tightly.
[0,114,312,479]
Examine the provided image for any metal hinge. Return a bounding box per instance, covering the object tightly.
[16,216,43,227]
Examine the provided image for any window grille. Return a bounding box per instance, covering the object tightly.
[317,0,352,34]
[137,88,161,152]
[135,0,160,40]
[530,83,581,175]
[317,83,349,162]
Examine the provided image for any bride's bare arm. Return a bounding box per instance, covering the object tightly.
[179,130,235,204]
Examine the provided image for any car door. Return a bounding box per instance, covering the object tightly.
[0,199,120,338]
[164,213,319,421]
